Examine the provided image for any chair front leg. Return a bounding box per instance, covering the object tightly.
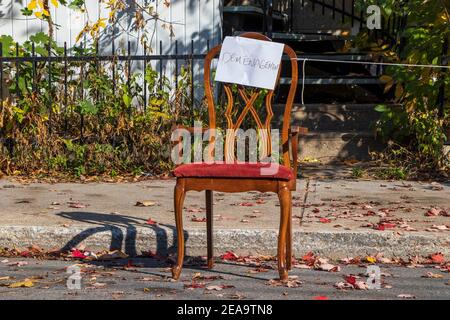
[286,204,292,270]
[277,184,291,281]
[172,179,186,280]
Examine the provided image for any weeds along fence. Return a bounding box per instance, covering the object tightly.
[0,36,209,176]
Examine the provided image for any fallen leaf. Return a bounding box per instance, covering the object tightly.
[397,294,415,299]
[313,295,329,300]
[135,200,157,207]
[430,253,445,264]
[206,284,235,291]
[221,251,239,261]
[425,208,441,216]
[422,272,443,279]
[8,279,35,288]
[146,218,158,225]
[319,218,331,223]
[97,250,128,260]
[71,249,87,259]
[365,256,377,264]
[239,202,254,207]
[191,217,207,222]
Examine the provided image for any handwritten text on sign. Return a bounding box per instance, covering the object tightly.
[215,36,284,90]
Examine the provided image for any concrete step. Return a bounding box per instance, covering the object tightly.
[276,81,392,104]
[287,103,400,131]
[298,131,385,163]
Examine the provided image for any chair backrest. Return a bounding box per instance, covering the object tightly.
[204,32,298,168]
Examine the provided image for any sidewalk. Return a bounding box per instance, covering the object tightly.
[0,177,448,259]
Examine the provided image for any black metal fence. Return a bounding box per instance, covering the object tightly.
[0,39,209,137]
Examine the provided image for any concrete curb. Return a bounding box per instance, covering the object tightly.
[0,226,448,259]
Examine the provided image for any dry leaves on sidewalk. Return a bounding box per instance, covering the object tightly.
[135,200,157,207]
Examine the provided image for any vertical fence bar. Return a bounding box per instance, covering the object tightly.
[301,0,304,8]
[127,40,131,114]
[359,10,363,30]
[159,40,163,90]
[143,42,147,112]
[437,37,448,118]
[190,39,194,125]
[266,0,273,38]
[174,40,178,92]
[112,40,116,93]
[342,0,346,24]
[64,42,68,133]
[32,42,36,93]
[322,0,325,15]
[332,0,336,19]
[15,43,19,98]
[47,41,52,134]
[0,43,3,108]
[312,0,315,11]
[80,43,84,142]
[289,0,294,33]
[351,0,355,27]
[95,41,99,104]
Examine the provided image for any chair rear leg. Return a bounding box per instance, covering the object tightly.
[277,184,291,281]
[172,180,186,280]
[206,190,214,269]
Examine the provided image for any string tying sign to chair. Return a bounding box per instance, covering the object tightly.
[215,36,285,90]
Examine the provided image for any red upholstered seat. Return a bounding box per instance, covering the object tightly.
[173,162,294,181]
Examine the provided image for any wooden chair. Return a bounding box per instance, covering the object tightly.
[171,32,306,281]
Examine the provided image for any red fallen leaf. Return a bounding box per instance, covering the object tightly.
[146,218,158,225]
[364,211,377,216]
[425,208,440,217]
[20,250,31,258]
[313,296,329,300]
[191,217,207,222]
[184,283,206,289]
[382,223,396,228]
[255,199,266,204]
[239,202,254,207]
[376,224,385,231]
[319,218,331,223]
[302,252,316,265]
[345,275,357,286]
[71,249,86,259]
[430,253,445,264]
[221,251,239,261]
[312,208,320,213]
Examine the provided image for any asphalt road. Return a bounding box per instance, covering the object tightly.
[0,257,448,300]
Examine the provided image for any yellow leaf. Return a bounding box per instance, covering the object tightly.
[379,75,393,83]
[42,9,50,16]
[365,256,377,264]
[27,0,37,10]
[8,279,35,288]
[51,0,59,7]
[395,84,404,100]
[34,11,43,19]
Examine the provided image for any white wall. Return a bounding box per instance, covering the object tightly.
[0,0,223,54]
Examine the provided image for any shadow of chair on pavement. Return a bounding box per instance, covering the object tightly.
[56,211,188,258]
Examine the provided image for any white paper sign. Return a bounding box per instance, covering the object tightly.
[214,36,284,90]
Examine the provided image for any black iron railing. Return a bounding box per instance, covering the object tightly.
[0,39,208,139]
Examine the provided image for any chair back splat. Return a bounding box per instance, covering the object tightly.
[203,32,298,167]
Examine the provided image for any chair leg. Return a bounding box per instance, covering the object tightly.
[277,184,291,281]
[286,205,292,270]
[206,190,214,269]
[172,180,186,280]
